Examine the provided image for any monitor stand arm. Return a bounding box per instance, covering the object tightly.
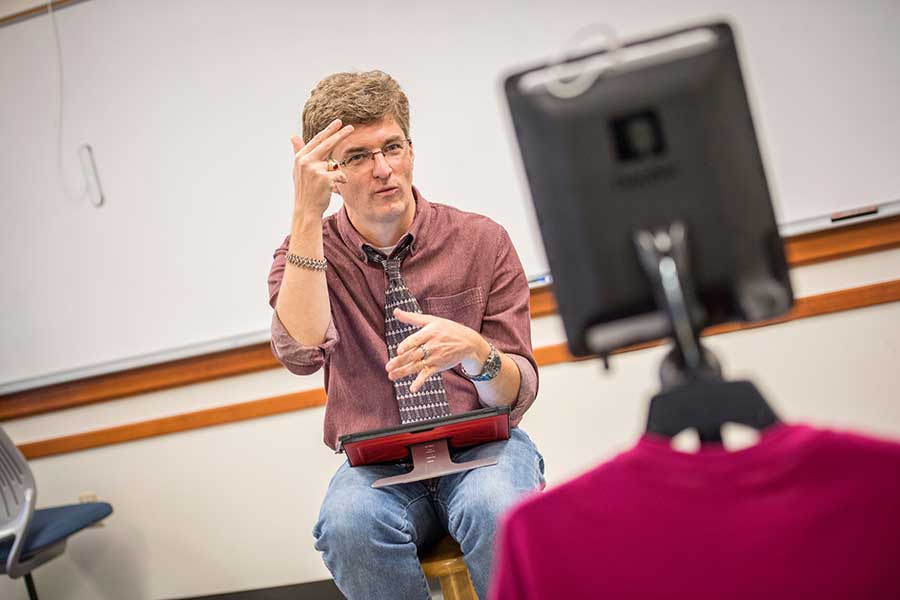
[371,438,498,488]
[634,223,779,444]
[634,223,722,389]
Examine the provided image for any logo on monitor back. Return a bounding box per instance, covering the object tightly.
[610,109,675,187]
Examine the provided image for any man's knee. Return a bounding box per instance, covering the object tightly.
[450,479,520,543]
[316,493,407,553]
[444,457,542,546]
[315,467,431,557]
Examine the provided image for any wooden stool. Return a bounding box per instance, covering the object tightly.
[419,535,478,600]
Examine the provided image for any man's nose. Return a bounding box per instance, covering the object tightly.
[371,152,392,178]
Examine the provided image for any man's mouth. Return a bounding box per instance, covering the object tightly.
[375,186,399,196]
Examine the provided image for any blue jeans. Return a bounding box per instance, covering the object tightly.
[313,427,544,599]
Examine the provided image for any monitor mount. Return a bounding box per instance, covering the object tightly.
[635,222,778,443]
[634,222,722,389]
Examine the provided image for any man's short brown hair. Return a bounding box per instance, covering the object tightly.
[302,70,410,144]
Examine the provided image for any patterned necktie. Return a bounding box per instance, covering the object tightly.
[363,236,452,424]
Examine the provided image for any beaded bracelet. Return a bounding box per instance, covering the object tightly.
[286,252,327,272]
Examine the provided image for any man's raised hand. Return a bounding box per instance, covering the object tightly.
[291,119,354,219]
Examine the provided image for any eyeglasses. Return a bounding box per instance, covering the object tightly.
[338,138,412,172]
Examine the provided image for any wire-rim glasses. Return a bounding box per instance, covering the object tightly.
[338,138,412,172]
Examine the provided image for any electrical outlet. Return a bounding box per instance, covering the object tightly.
[78,491,106,527]
[78,491,98,503]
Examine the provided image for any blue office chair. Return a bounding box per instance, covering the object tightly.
[0,426,113,600]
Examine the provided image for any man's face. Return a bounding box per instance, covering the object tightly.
[331,115,416,239]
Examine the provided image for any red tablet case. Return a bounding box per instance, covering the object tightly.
[339,407,510,467]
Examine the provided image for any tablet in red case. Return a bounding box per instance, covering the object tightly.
[338,406,511,467]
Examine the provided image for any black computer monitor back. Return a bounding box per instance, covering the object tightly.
[505,22,792,357]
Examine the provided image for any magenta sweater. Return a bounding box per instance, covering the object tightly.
[492,423,900,599]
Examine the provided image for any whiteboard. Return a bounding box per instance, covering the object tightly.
[2,0,899,392]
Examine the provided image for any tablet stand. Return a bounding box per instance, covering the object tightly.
[371,439,498,489]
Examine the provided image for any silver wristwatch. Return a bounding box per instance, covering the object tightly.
[460,343,501,382]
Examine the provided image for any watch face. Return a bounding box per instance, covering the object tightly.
[469,345,501,381]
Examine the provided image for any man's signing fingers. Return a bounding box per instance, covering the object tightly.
[308,123,355,159]
[387,347,430,381]
[299,118,343,157]
[409,365,438,393]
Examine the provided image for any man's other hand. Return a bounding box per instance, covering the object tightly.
[386,309,492,393]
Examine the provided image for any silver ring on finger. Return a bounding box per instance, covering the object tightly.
[419,344,429,362]
[326,158,339,171]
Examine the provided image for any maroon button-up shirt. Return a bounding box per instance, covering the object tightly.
[268,189,538,450]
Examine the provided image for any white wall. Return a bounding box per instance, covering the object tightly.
[4,0,900,394]
[2,247,899,600]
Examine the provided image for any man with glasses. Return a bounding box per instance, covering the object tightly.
[267,70,543,599]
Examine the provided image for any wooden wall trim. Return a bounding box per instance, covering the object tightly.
[3,217,899,421]
[529,286,557,319]
[785,214,900,266]
[0,0,87,28]
[18,279,900,460]
[0,344,279,421]
[534,279,900,367]
[18,388,326,460]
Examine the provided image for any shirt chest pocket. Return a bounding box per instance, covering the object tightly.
[421,287,486,331]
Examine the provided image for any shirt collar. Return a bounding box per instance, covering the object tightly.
[336,186,433,263]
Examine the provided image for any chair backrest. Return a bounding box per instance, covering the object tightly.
[0,426,37,577]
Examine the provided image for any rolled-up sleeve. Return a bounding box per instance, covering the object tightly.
[505,352,538,426]
[270,311,338,375]
[268,236,339,376]
[482,227,539,425]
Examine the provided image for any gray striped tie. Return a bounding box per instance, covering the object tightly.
[364,236,452,424]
